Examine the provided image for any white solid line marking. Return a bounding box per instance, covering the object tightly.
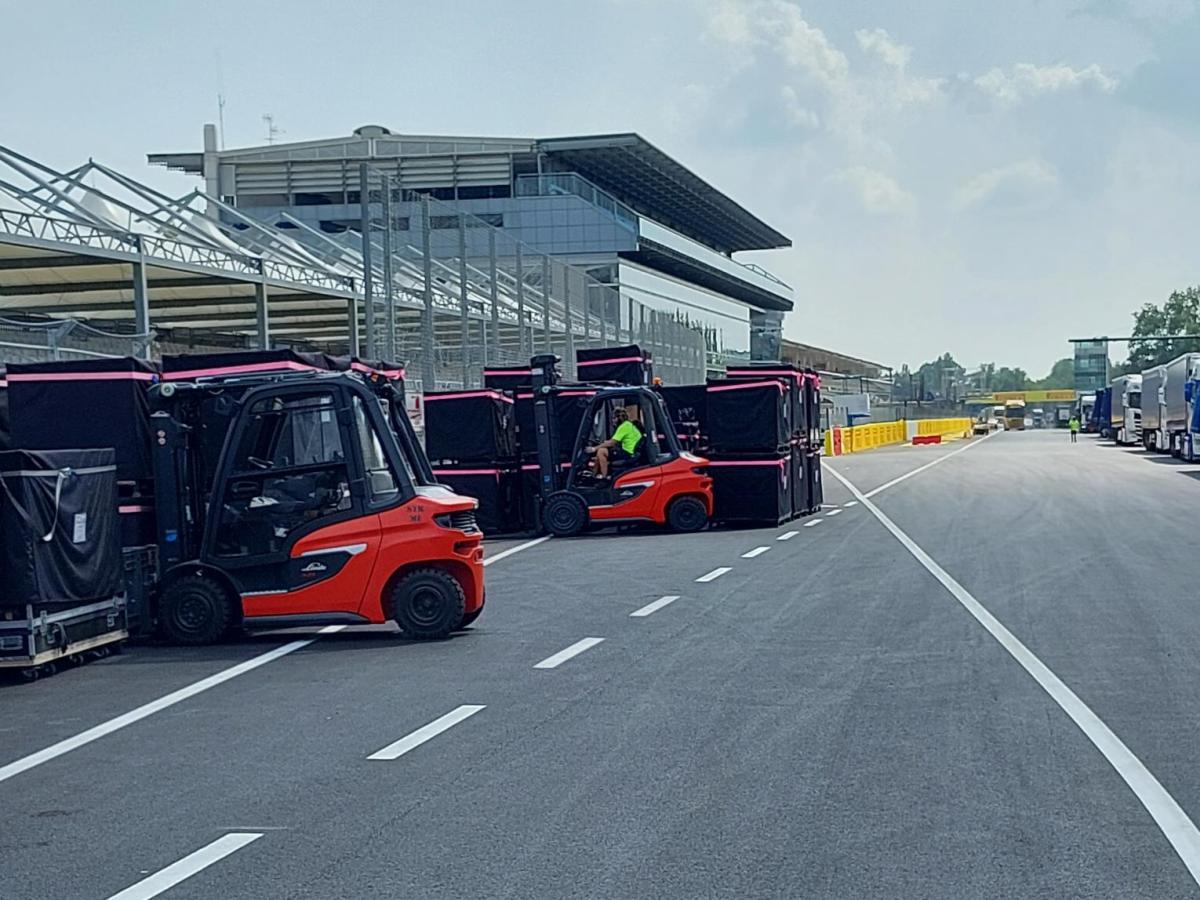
[106,832,263,900]
[825,508,843,517]
[803,519,822,527]
[534,637,605,669]
[777,531,799,541]
[823,463,1200,887]
[742,546,771,558]
[835,430,994,500]
[484,535,551,566]
[0,625,346,785]
[844,501,859,507]
[695,566,732,582]
[631,595,680,617]
[368,704,486,760]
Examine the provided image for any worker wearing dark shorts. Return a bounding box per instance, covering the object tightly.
[1069,415,1080,443]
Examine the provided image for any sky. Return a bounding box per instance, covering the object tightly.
[3,0,1199,375]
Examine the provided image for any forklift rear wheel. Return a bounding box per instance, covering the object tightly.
[158,574,235,646]
[667,496,708,533]
[544,492,589,537]
[391,569,466,640]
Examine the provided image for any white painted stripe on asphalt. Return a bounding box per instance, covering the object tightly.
[803,519,821,527]
[846,429,995,500]
[367,704,486,760]
[844,501,859,507]
[695,566,732,582]
[742,546,771,558]
[825,508,843,517]
[776,531,799,541]
[534,637,605,669]
[631,595,680,617]
[824,463,1200,887]
[484,534,551,566]
[0,625,347,785]
[106,832,263,900]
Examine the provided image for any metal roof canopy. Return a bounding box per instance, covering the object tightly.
[0,144,358,356]
[537,133,791,254]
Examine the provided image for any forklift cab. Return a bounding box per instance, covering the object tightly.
[535,374,713,537]
[150,373,484,645]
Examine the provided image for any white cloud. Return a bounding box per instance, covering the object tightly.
[706,1,756,49]
[855,28,911,69]
[974,62,1118,106]
[833,166,917,215]
[953,159,1059,211]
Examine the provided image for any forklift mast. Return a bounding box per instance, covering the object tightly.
[530,354,563,503]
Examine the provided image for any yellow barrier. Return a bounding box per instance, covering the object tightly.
[825,418,973,456]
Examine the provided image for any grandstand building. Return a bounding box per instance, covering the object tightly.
[150,124,793,359]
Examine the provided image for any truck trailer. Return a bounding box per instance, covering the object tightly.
[1110,374,1142,446]
[1163,353,1200,458]
[1140,364,1168,452]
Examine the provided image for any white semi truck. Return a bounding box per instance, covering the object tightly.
[1110,373,1142,446]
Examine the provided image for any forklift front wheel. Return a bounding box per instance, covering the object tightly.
[157,574,235,646]
[543,492,589,537]
[667,496,709,533]
[391,568,467,640]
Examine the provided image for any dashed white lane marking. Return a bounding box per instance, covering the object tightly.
[534,637,605,669]
[368,705,486,760]
[845,429,995,500]
[777,531,800,541]
[0,625,347,785]
[825,508,843,517]
[803,519,822,527]
[844,501,859,507]
[631,595,680,617]
[484,535,551,566]
[823,462,1200,887]
[742,546,771,558]
[106,832,263,900]
[695,566,732,582]
[820,504,837,509]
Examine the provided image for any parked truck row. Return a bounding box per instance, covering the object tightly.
[1083,352,1200,458]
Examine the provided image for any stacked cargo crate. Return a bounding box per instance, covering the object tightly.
[705,377,793,525]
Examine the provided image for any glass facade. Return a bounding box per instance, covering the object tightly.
[616,261,752,353]
[1074,340,1109,393]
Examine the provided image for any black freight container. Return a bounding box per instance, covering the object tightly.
[707,453,791,525]
[161,348,330,380]
[8,358,158,484]
[705,379,789,454]
[790,447,811,518]
[575,345,651,385]
[423,389,517,464]
[483,365,533,392]
[0,448,122,613]
[0,369,9,452]
[431,465,521,535]
[725,363,802,439]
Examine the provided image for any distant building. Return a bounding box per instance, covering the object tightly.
[780,339,886,379]
[1073,339,1109,393]
[150,125,793,358]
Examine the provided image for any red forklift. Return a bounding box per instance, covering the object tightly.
[529,355,712,537]
[147,368,484,644]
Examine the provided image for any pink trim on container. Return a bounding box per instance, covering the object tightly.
[350,361,405,379]
[118,504,151,513]
[558,389,598,397]
[165,360,318,380]
[728,368,801,380]
[432,468,502,477]
[577,356,644,366]
[424,390,513,404]
[483,368,531,376]
[706,380,785,393]
[8,371,156,382]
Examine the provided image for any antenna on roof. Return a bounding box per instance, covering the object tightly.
[216,52,227,150]
[262,114,283,145]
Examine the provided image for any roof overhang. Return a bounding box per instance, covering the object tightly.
[621,240,793,313]
[538,133,791,254]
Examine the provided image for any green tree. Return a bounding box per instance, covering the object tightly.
[1029,357,1074,389]
[991,366,1029,392]
[1127,287,1200,370]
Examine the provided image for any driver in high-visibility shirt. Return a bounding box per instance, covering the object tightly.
[588,405,642,478]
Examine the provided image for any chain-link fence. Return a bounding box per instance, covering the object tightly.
[337,164,707,393]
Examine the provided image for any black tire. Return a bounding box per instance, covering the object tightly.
[667,495,708,533]
[157,574,235,646]
[543,492,589,538]
[390,568,466,640]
